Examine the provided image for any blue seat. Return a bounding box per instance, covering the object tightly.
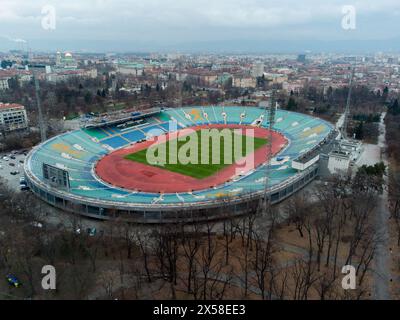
[102,136,129,149]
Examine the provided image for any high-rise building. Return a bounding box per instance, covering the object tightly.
[56,51,62,66]
[251,62,264,77]
[297,54,306,63]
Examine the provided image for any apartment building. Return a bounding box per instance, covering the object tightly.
[232,75,257,88]
[0,77,9,90]
[0,103,28,132]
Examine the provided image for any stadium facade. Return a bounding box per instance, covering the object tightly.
[24,106,335,223]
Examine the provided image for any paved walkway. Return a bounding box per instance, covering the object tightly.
[373,112,391,300]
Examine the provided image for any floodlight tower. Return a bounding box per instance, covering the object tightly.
[22,42,46,142]
[262,91,276,213]
[30,65,47,142]
[178,61,183,108]
[268,93,276,165]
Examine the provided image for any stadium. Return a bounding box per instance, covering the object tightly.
[24,106,335,223]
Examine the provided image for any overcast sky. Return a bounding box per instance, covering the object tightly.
[1,0,400,52]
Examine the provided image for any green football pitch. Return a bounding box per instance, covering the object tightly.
[124,129,268,179]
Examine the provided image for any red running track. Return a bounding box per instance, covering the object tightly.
[95,124,287,193]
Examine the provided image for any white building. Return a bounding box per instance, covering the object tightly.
[46,68,98,83]
[251,62,265,77]
[264,73,288,84]
[327,149,351,175]
[117,62,144,76]
[0,103,28,132]
[282,81,304,94]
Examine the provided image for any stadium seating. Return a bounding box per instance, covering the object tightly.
[102,136,130,149]
[26,106,334,206]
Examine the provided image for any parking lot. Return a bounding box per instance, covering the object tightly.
[0,148,108,233]
[0,149,28,192]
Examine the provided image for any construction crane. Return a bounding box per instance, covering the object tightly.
[341,66,355,140]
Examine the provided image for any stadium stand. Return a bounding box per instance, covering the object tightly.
[24,106,334,223]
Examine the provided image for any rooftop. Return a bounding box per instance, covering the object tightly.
[0,102,25,110]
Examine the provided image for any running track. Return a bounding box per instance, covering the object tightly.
[95,124,287,193]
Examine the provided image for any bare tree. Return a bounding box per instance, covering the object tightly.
[389,171,400,245]
[153,225,179,298]
[135,229,153,283]
[180,223,201,295]
[99,270,119,299]
[251,223,276,300]
[286,192,310,238]
[290,258,319,300]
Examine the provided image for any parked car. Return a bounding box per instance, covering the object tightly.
[9,163,15,167]
[87,228,97,236]
[30,221,43,228]
[20,178,28,190]
[6,274,21,288]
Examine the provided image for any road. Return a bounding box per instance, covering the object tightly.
[373,112,391,300]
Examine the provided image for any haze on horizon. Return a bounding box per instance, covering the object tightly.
[1,0,400,53]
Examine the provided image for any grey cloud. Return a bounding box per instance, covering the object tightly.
[0,0,399,51]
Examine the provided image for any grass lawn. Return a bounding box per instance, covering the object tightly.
[124,128,268,179]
